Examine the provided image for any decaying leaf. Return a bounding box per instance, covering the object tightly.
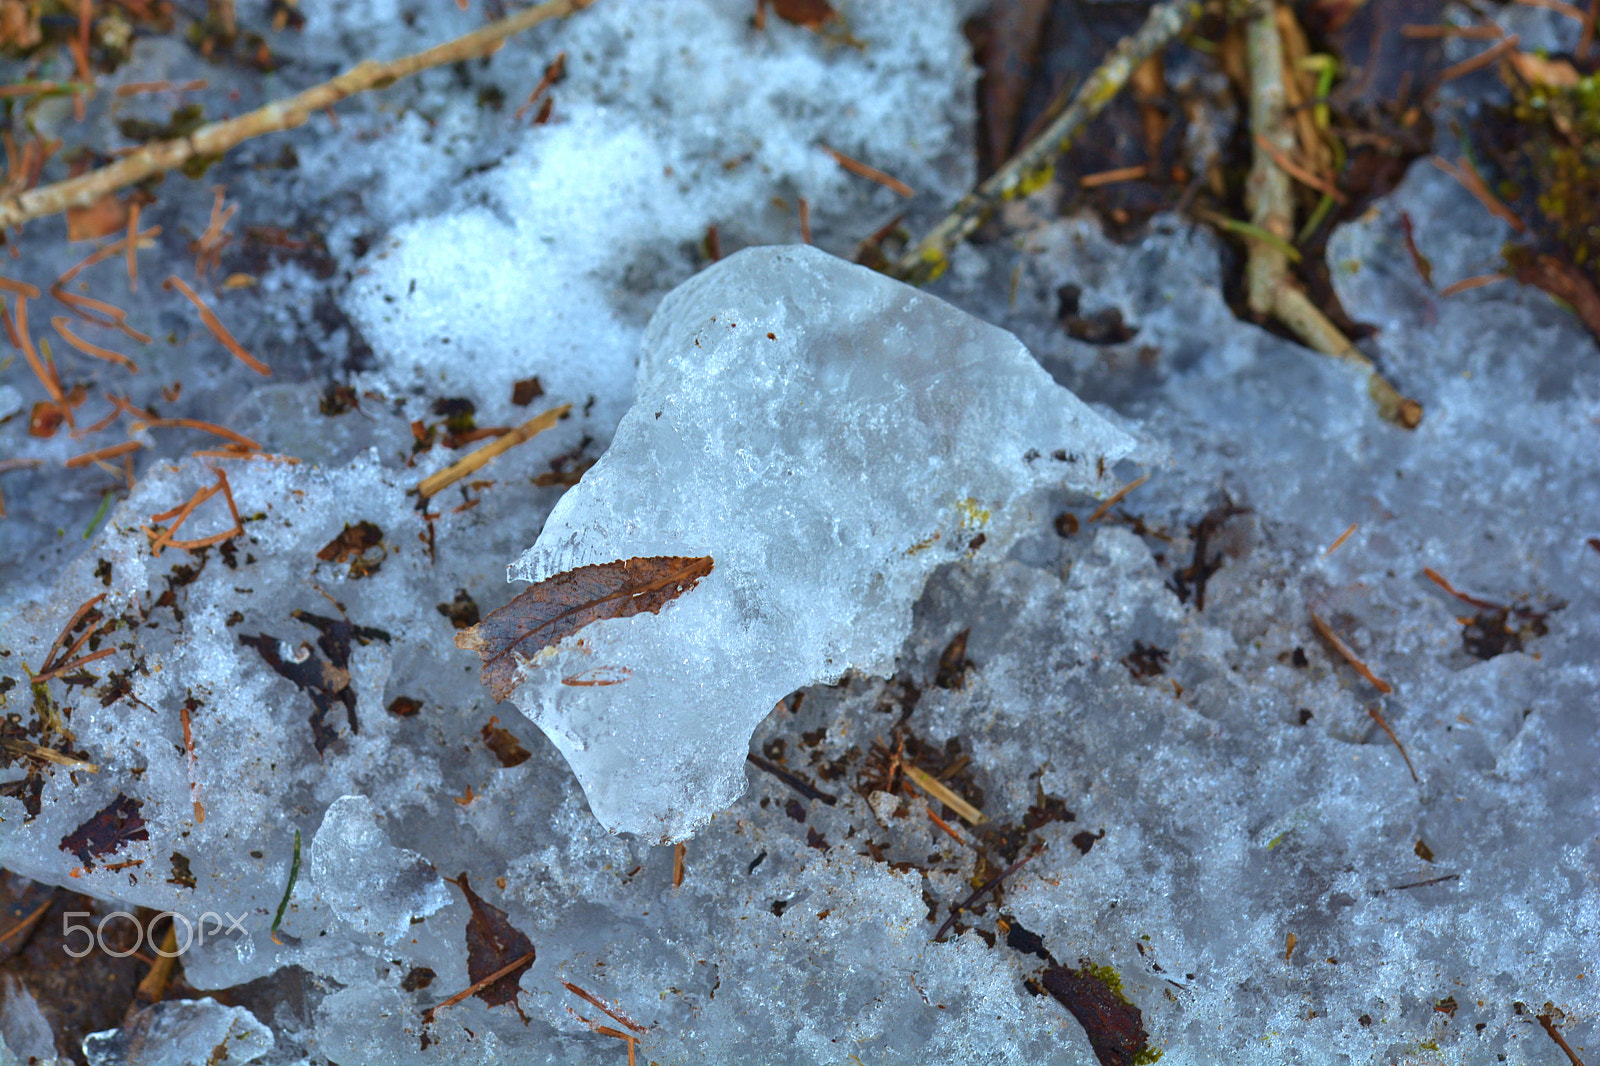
[240,610,391,753]
[457,556,714,702]
[481,716,531,768]
[771,0,836,30]
[1041,962,1152,1066]
[316,521,385,578]
[59,793,149,869]
[452,873,536,1020]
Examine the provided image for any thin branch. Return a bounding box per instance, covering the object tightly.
[0,0,598,231]
[1242,0,1420,428]
[893,0,1199,284]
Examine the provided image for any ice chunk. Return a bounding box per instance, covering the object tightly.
[82,998,272,1066]
[305,795,452,944]
[497,245,1135,840]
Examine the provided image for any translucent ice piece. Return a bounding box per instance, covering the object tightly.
[82,998,272,1066]
[305,795,451,944]
[502,245,1136,841]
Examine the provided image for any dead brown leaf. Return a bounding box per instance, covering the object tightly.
[772,0,835,29]
[457,556,714,702]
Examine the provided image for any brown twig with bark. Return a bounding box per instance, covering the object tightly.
[0,0,596,231]
[1243,0,1422,428]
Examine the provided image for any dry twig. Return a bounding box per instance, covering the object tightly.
[0,0,597,231]
[1242,0,1420,428]
[893,0,1198,283]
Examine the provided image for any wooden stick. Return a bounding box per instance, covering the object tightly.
[903,764,985,825]
[416,403,570,499]
[0,0,598,231]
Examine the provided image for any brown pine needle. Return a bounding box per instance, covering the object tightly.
[1366,707,1419,782]
[1087,473,1149,523]
[36,592,106,675]
[32,646,116,683]
[1309,609,1393,694]
[13,296,65,403]
[672,842,686,887]
[53,317,138,371]
[0,0,598,231]
[1252,133,1346,203]
[52,288,155,343]
[1324,522,1357,555]
[146,417,260,451]
[417,402,570,499]
[514,51,566,122]
[54,226,161,288]
[562,982,649,1033]
[0,275,41,298]
[126,202,142,290]
[902,764,985,825]
[163,276,270,376]
[1438,273,1508,297]
[1421,567,1505,611]
[66,439,142,468]
[190,447,300,464]
[1435,33,1521,85]
[798,196,812,244]
[179,698,204,824]
[423,949,538,1022]
[926,807,968,846]
[1079,164,1149,188]
[820,144,914,197]
[115,79,209,97]
[1401,23,1505,38]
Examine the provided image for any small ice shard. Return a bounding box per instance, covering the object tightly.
[304,796,451,944]
[489,245,1135,841]
[82,998,272,1066]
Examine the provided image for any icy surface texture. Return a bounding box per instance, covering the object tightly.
[0,1,1595,1062]
[505,245,1134,840]
[305,795,452,944]
[83,998,271,1066]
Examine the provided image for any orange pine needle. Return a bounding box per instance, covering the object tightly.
[66,439,142,468]
[1400,22,1505,38]
[1079,164,1149,188]
[672,842,686,887]
[1438,273,1508,297]
[1088,473,1150,523]
[1309,609,1393,694]
[32,646,116,682]
[55,225,160,287]
[190,447,300,464]
[13,296,65,403]
[163,275,271,376]
[1367,707,1419,782]
[0,275,42,298]
[125,202,141,291]
[1324,522,1358,555]
[1435,34,1521,86]
[35,592,106,675]
[561,982,649,1033]
[53,316,138,371]
[422,949,537,1021]
[927,807,968,846]
[820,144,914,198]
[513,51,566,122]
[1421,566,1505,611]
[1252,134,1347,203]
[1430,157,1526,233]
[114,79,209,97]
[148,417,260,451]
[52,288,154,343]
